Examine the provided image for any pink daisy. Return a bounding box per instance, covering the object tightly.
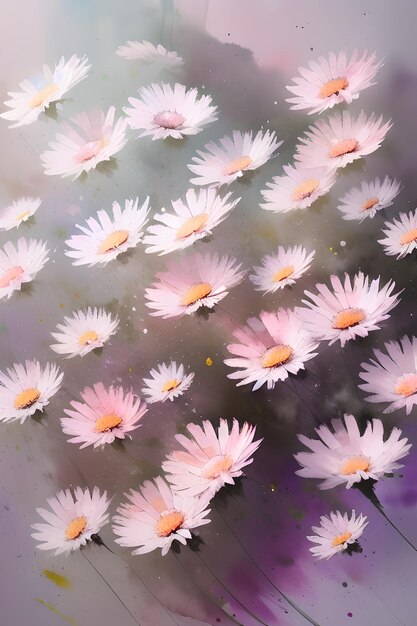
[378,209,417,259]
[249,245,315,293]
[61,382,148,449]
[163,419,262,497]
[308,510,368,560]
[145,252,245,319]
[338,176,401,222]
[141,361,194,404]
[40,107,127,179]
[0,238,49,301]
[286,50,382,115]
[224,308,319,391]
[294,110,391,171]
[295,272,401,347]
[359,336,417,415]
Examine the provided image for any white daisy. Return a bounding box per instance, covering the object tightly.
[359,336,417,415]
[40,106,127,179]
[308,510,368,560]
[163,419,262,497]
[286,50,382,115]
[0,55,90,128]
[0,360,63,423]
[0,238,49,301]
[0,197,41,231]
[143,188,239,255]
[338,176,401,222]
[378,209,417,259]
[50,307,119,359]
[116,40,183,69]
[260,164,337,213]
[65,197,149,267]
[294,413,411,490]
[294,110,392,171]
[124,83,217,140]
[141,362,194,404]
[249,245,315,293]
[31,487,110,556]
[112,476,211,556]
[295,272,401,347]
[188,130,282,187]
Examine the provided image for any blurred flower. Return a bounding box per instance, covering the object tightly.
[0,360,63,423]
[0,55,90,128]
[31,487,110,556]
[249,245,315,293]
[308,510,368,559]
[163,418,262,497]
[0,238,49,300]
[378,209,417,259]
[65,197,149,266]
[338,176,401,222]
[116,40,183,69]
[0,197,41,231]
[141,361,194,403]
[50,307,119,358]
[294,413,411,489]
[113,477,211,556]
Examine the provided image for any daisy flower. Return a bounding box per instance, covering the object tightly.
[50,307,119,359]
[359,336,417,415]
[163,419,262,497]
[31,487,110,556]
[112,476,211,556]
[295,272,401,347]
[378,209,417,259]
[40,106,127,179]
[116,40,184,69]
[0,54,90,128]
[143,188,239,255]
[294,110,391,171]
[0,360,63,423]
[145,252,245,319]
[188,130,282,187]
[0,238,49,301]
[124,83,217,140]
[308,510,368,560]
[224,308,319,391]
[65,197,149,266]
[286,50,382,115]
[61,383,148,449]
[294,413,411,490]
[338,176,401,222]
[249,245,315,294]
[0,197,41,231]
[260,164,337,213]
[141,362,194,404]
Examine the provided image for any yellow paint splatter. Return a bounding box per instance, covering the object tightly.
[42,569,71,589]
[36,599,77,625]
[205,357,213,366]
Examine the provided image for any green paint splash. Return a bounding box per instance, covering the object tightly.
[42,569,71,589]
[36,598,77,625]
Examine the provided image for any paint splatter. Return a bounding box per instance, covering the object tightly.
[36,599,77,625]
[205,357,213,366]
[42,569,71,589]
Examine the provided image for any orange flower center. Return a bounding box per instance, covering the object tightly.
[261,345,293,368]
[95,413,122,432]
[65,516,88,540]
[156,511,185,537]
[14,388,41,409]
[75,139,107,163]
[79,330,99,345]
[28,83,60,108]
[319,77,349,99]
[341,456,370,475]
[201,455,234,479]
[272,265,294,283]
[181,282,212,306]
[329,139,358,159]
[331,531,352,547]
[292,178,320,201]
[333,308,365,330]
[362,197,379,212]
[0,265,24,288]
[15,210,30,222]
[224,155,253,176]
[395,374,417,397]
[175,213,209,240]
[162,378,180,392]
[400,228,417,245]
[153,111,185,129]
[98,230,129,254]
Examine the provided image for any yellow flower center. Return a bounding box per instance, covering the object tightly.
[14,388,41,409]
[153,111,185,129]
[0,265,24,288]
[224,155,253,176]
[156,511,185,537]
[362,197,379,212]
[95,413,122,432]
[331,531,352,547]
[65,516,88,540]
[201,455,234,479]
[329,139,358,159]
[400,228,417,245]
[319,77,349,99]
[292,178,320,201]
[181,282,212,306]
[341,456,370,475]
[28,83,60,108]
[395,374,417,397]
[333,308,365,330]
[15,210,30,222]
[272,265,295,283]
[98,230,129,254]
[261,345,293,368]
[162,378,180,392]
[79,330,99,345]
[175,213,209,240]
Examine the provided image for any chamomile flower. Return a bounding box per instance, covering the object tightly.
[141,362,194,404]
[378,209,417,259]
[338,176,401,221]
[308,510,368,560]
[0,238,49,301]
[50,307,119,359]
[0,197,41,231]
[249,246,315,293]
[116,40,183,69]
